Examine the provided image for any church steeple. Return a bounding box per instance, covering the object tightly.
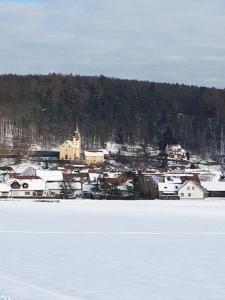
[73,124,81,159]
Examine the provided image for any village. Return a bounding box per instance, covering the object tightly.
[0,127,224,201]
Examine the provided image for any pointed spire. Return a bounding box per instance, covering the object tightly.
[74,117,79,134]
[73,120,80,141]
[76,121,79,133]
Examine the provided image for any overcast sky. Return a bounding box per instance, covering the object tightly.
[0,0,224,88]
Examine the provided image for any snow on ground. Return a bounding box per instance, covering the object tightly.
[1,199,225,299]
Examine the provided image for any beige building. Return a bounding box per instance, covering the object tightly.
[59,129,81,160]
[84,151,105,166]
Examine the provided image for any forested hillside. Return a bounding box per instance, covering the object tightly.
[0,74,224,156]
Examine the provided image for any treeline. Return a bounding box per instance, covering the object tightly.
[0,73,225,156]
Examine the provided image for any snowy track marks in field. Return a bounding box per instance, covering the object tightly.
[0,230,225,235]
[0,274,79,300]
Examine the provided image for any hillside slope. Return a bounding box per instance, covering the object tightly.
[0,74,224,155]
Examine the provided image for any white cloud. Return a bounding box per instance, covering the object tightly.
[0,0,224,88]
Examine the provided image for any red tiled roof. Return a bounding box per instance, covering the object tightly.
[9,174,41,180]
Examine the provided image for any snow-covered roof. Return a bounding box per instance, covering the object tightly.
[89,172,101,182]
[104,172,121,179]
[46,181,62,190]
[84,151,104,157]
[82,183,96,193]
[98,149,109,155]
[117,184,128,191]
[178,180,205,192]
[21,166,36,177]
[36,170,63,182]
[80,169,89,174]
[12,163,39,174]
[201,181,225,192]
[70,182,82,190]
[46,180,82,191]
[7,178,46,191]
[166,144,183,150]
[163,176,183,184]
[117,180,133,191]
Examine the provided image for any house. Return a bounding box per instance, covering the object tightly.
[0,166,15,182]
[84,151,105,166]
[158,173,200,199]
[0,166,15,175]
[88,171,102,182]
[117,179,134,198]
[166,144,187,160]
[6,175,46,198]
[45,181,63,197]
[201,181,225,197]
[59,128,81,160]
[36,170,63,197]
[62,173,82,197]
[178,181,207,199]
[36,170,63,182]
[82,183,97,198]
[158,175,183,199]
[119,144,144,157]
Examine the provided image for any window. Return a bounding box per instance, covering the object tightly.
[187,186,190,190]
[175,186,178,189]
[188,193,191,197]
[22,183,29,189]
[11,181,21,189]
[25,192,30,196]
[164,187,168,189]
[192,186,195,190]
[2,192,8,197]
[181,193,184,197]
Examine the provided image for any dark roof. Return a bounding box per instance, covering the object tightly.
[0,166,14,171]
[63,174,78,181]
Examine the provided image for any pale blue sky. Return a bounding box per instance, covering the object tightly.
[0,0,224,88]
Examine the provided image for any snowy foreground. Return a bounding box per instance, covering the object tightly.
[1,200,225,300]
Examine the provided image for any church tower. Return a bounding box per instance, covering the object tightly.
[73,125,81,159]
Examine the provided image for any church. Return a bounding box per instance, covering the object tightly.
[59,128,81,160]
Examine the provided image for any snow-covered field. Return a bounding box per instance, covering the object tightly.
[1,199,225,300]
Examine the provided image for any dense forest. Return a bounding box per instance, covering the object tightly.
[0,73,225,156]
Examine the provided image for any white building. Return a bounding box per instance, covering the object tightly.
[158,175,183,198]
[201,180,225,197]
[166,144,187,160]
[7,175,46,198]
[178,181,207,199]
[0,183,11,198]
